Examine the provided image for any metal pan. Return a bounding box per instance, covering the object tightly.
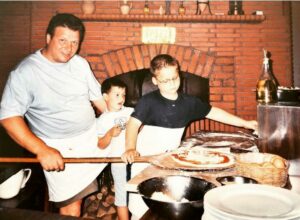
[216,175,258,185]
[183,131,258,150]
[138,175,216,220]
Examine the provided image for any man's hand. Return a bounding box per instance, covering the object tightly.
[0,117,65,171]
[36,146,65,171]
[121,149,140,164]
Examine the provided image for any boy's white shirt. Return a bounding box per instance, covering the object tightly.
[96,106,134,157]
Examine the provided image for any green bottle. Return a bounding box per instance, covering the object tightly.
[256,49,277,104]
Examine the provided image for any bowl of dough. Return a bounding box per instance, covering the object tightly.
[137,175,216,220]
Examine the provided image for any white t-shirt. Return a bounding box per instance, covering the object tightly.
[96,106,134,157]
[0,49,102,138]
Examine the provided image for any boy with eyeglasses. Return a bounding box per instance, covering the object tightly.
[121,54,257,219]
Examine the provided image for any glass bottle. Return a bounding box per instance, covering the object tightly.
[143,0,150,15]
[178,1,186,15]
[256,50,277,104]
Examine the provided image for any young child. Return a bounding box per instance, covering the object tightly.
[96,78,134,220]
[121,54,258,219]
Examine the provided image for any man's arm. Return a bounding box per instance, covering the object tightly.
[121,117,142,164]
[206,107,258,131]
[0,116,64,171]
[92,98,107,114]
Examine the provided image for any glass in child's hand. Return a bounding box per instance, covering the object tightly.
[114,117,126,130]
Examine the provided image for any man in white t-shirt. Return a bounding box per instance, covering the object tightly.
[0,13,107,217]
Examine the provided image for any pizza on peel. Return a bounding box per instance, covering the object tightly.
[170,146,235,169]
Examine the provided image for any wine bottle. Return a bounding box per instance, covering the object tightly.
[256,49,277,104]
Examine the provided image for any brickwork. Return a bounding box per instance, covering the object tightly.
[0,1,293,133]
[87,44,236,134]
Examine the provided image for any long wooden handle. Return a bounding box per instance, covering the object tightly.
[0,156,153,163]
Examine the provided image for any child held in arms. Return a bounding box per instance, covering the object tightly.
[97,78,133,220]
[121,54,258,219]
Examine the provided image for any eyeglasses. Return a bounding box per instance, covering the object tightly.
[156,75,179,84]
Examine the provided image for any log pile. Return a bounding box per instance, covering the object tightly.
[82,165,118,220]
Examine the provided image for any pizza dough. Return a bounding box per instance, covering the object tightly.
[151,191,189,203]
[170,146,235,169]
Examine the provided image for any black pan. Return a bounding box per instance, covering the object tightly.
[137,175,216,220]
[216,175,258,185]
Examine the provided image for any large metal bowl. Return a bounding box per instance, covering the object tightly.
[137,175,216,220]
[216,175,258,185]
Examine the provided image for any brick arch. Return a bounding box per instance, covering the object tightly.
[87,44,216,80]
[86,44,239,134]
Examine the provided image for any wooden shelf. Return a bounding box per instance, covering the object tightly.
[78,14,266,23]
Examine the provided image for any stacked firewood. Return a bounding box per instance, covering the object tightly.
[82,165,118,220]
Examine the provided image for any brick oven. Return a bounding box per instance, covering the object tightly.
[86,43,240,135]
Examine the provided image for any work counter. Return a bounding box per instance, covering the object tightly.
[257,103,300,176]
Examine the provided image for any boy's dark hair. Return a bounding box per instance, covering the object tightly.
[150,54,180,77]
[101,77,127,94]
[46,13,85,43]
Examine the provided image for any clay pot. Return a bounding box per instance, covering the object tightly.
[199,1,208,13]
[159,5,165,15]
[81,0,96,15]
[120,0,132,15]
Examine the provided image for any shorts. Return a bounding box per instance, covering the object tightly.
[111,163,128,207]
[54,179,98,208]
